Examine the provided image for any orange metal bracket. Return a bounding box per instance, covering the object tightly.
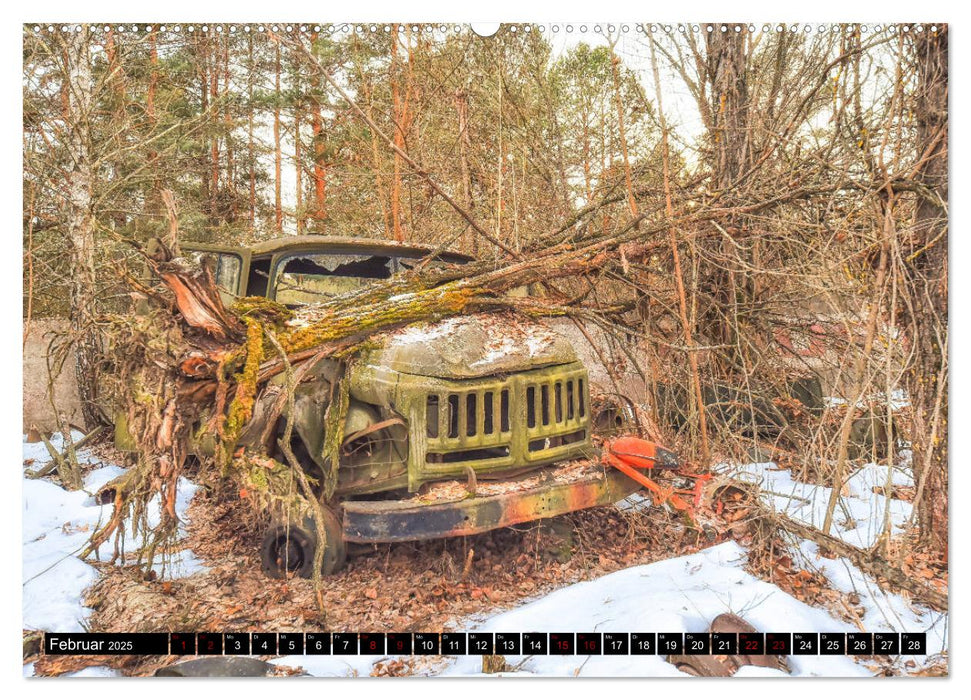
[604,437,711,513]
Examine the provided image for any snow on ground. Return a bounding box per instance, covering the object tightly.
[792,538,947,661]
[721,455,946,668]
[725,457,914,549]
[271,654,388,678]
[271,541,900,678]
[24,430,943,678]
[23,433,202,675]
[439,542,868,677]
[825,390,909,411]
[274,458,942,678]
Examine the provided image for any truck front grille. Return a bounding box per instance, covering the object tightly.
[421,366,590,469]
[525,377,585,428]
[426,389,511,440]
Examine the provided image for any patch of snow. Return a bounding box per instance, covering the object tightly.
[792,538,947,668]
[388,317,463,345]
[824,390,909,411]
[265,540,903,678]
[440,542,868,677]
[524,332,553,356]
[22,434,202,635]
[145,548,207,580]
[286,317,311,329]
[888,389,910,410]
[720,458,946,673]
[270,541,879,678]
[470,336,517,367]
[733,665,790,677]
[616,491,652,512]
[271,465,940,678]
[24,471,112,632]
[723,461,912,549]
[22,430,86,464]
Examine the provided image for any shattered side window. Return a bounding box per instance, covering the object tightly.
[190,252,242,296]
[274,252,393,305]
[215,255,242,294]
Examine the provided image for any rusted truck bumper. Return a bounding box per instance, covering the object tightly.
[341,465,641,543]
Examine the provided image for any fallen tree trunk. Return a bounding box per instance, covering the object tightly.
[774,511,948,611]
[745,491,948,612]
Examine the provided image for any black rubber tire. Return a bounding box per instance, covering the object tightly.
[316,507,347,575]
[260,510,346,579]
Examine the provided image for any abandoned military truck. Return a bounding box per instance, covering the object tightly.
[123,236,642,577]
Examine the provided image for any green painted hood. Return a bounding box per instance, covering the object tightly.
[360,313,578,379]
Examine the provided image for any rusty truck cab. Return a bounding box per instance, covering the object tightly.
[183,235,471,306]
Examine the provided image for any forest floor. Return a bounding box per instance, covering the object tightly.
[22,433,948,678]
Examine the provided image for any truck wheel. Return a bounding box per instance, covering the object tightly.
[260,510,346,579]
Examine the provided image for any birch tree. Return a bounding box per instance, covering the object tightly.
[60,25,102,428]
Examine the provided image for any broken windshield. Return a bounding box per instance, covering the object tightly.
[274,252,393,304]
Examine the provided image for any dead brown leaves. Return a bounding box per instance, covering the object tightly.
[898,552,949,595]
[39,486,710,676]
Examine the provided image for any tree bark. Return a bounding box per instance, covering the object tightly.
[706,26,750,193]
[147,28,160,191]
[294,66,304,235]
[309,32,327,232]
[909,25,948,559]
[311,105,327,231]
[198,35,211,218]
[62,25,103,428]
[274,42,283,233]
[210,38,220,222]
[454,87,475,255]
[703,25,753,373]
[247,33,256,228]
[104,30,127,229]
[389,25,413,243]
[224,36,236,223]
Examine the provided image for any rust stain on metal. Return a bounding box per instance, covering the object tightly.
[342,464,640,543]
